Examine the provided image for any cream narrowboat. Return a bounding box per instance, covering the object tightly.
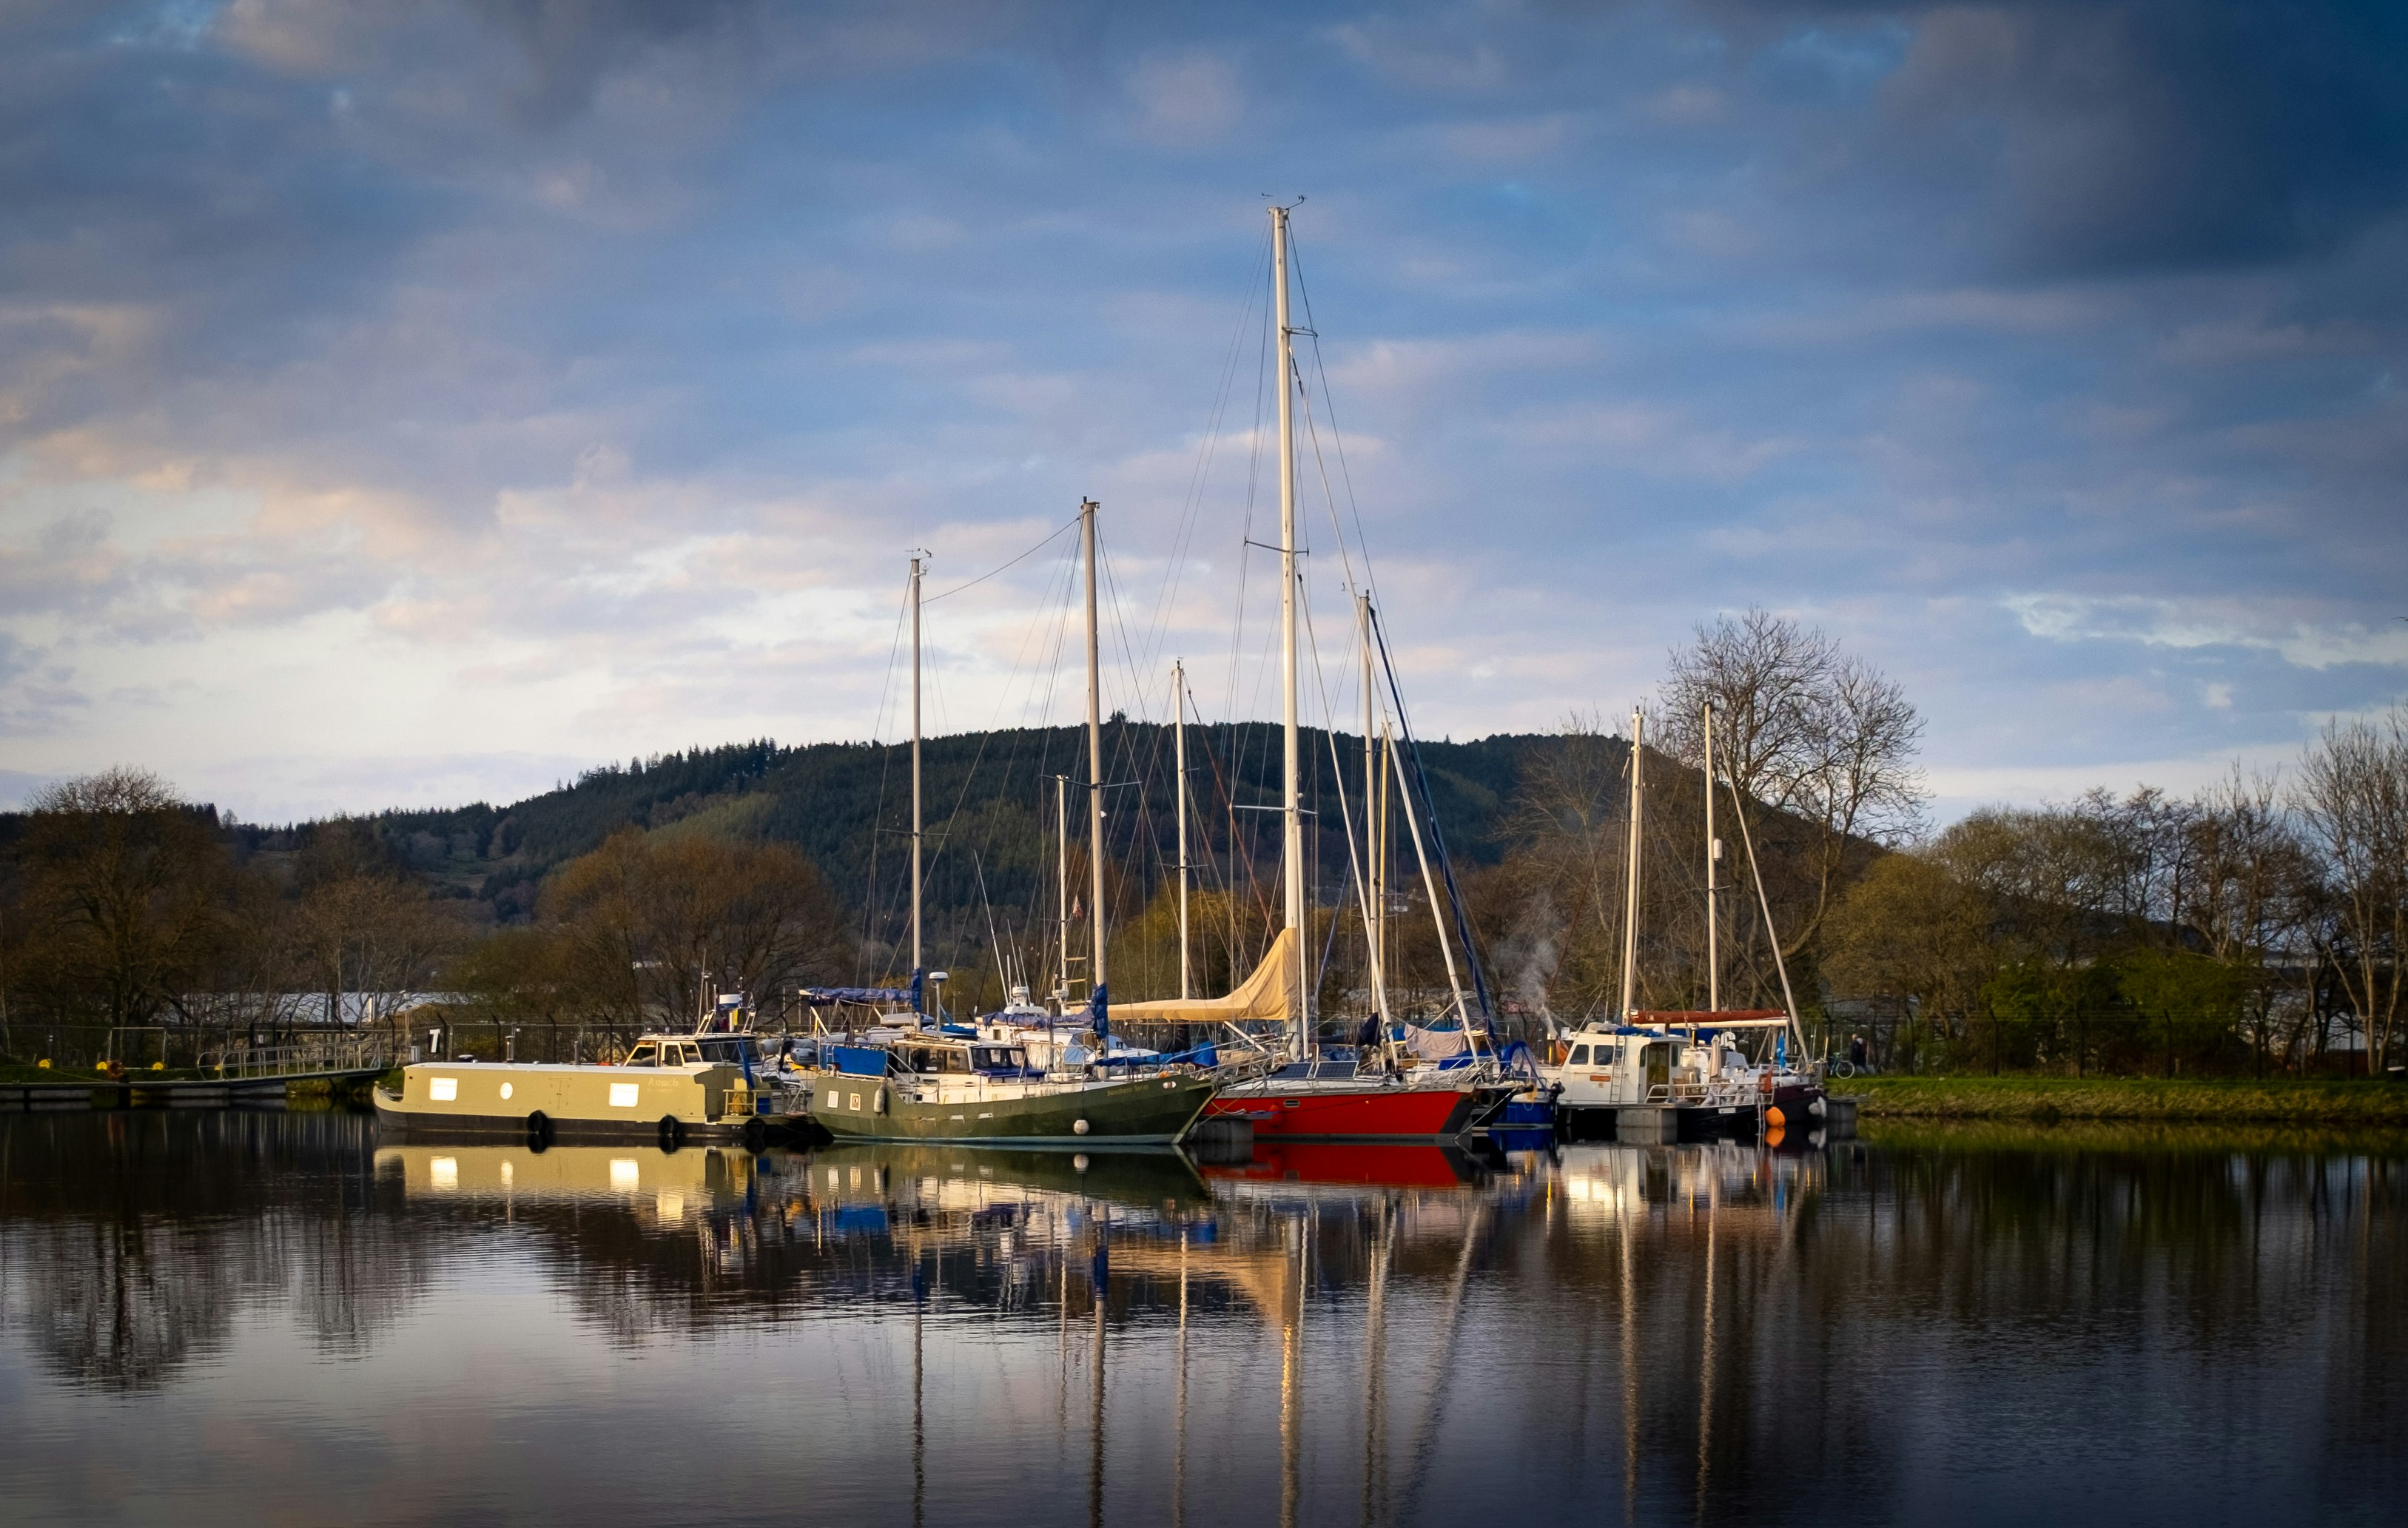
[373,1031,813,1149]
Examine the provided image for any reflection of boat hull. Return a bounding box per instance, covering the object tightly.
[1204,1080,1477,1140]
[811,1071,1217,1146]
[1205,1141,1484,1189]
[372,1091,789,1142]
[815,1142,1212,1208]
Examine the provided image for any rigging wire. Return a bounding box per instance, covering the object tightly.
[924,514,1081,604]
[1288,229,1381,608]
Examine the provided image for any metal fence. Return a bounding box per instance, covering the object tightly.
[197,1036,395,1080]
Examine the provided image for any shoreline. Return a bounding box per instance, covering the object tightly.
[1842,1074,2408,1125]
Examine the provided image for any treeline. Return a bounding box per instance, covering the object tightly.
[1820,714,2408,1077]
[0,769,455,1066]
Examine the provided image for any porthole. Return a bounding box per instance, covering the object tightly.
[500,1082,514,1101]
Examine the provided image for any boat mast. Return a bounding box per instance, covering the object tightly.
[1083,499,1108,1023]
[1272,203,1305,1051]
[910,553,924,1018]
[1055,773,1070,1012]
[1174,658,1191,1001]
[1621,706,1644,1020]
[1388,721,1467,1024]
[1704,699,1718,1013]
[1360,593,1379,1012]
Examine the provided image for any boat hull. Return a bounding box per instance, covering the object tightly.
[810,1071,1218,1147]
[371,1061,804,1142]
[1203,1081,1478,1140]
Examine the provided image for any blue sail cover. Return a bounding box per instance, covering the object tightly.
[1089,982,1109,1040]
[798,987,915,1006]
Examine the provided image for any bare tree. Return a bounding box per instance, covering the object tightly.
[13,769,229,1042]
[1658,610,1927,958]
[2182,768,2315,1073]
[2293,707,2408,1074]
[541,828,850,1040]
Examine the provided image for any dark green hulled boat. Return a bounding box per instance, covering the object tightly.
[809,1034,1217,1147]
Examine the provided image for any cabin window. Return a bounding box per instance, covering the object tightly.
[1567,1045,1590,1065]
[625,1045,658,1068]
[972,1046,1021,1071]
[939,1051,972,1074]
[907,1049,934,1073]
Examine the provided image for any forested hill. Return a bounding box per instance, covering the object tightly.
[339,724,1582,941]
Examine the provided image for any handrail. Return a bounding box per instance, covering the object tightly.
[199,1037,394,1080]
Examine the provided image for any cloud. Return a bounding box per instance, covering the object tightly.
[1882,1,2408,275]
[1126,47,1245,144]
[0,1,2404,822]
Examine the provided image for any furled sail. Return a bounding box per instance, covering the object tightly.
[1109,926,1299,1026]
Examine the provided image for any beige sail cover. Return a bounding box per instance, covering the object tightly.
[1110,926,1299,1026]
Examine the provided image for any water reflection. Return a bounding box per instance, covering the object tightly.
[1,1111,2403,1524]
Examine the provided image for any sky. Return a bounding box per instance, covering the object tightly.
[1,0,2404,826]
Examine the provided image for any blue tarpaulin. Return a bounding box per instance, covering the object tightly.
[798,986,914,1006]
[831,1046,892,1077]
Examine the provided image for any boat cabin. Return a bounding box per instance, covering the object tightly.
[1549,1031,1681,1109]
[895,1039,1035,1079]
[622,1035,770,1069]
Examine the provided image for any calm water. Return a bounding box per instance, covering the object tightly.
[1,1111,2403,1527]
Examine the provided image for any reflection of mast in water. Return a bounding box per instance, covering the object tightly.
[1091,1228,1107,1528]
[1057,1251,1071,1469]
[1397,1201,1490,1510]
[1621,1192,1639,1522]
[1362,1198,1392,1528]
[1695,1184,1717,1527]
[1174,1228,1189,1528]
[913,1244,927,1528]
[1279,1216,1303,1528]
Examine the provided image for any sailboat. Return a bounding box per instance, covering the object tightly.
[1540,703,1826,1137]
[804,513,1220,1147]
[1109,203,1508,1140]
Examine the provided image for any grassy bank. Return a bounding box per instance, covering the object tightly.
[1860,1117,2408,1156]
[1845,1074,2408,1125]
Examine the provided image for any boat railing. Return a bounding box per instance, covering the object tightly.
[1643,1080,1711,1105]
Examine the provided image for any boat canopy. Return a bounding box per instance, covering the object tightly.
[1109,926,1299,1026]
[800,986,915,1006]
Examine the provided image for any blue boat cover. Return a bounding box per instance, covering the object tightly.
[799,986,914,1006]
[831,1045,892,1077]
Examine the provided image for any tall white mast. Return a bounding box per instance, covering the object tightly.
[1174,659,1191,1001]
[1703,700,1719,1013]
[1359,593,1379,1010]
[909,553,924,1016]
[1272,203,1305,1045]
[1055,773,1070,1012]
[1083,500,1108,1017]
[1621,707,1644,1020]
